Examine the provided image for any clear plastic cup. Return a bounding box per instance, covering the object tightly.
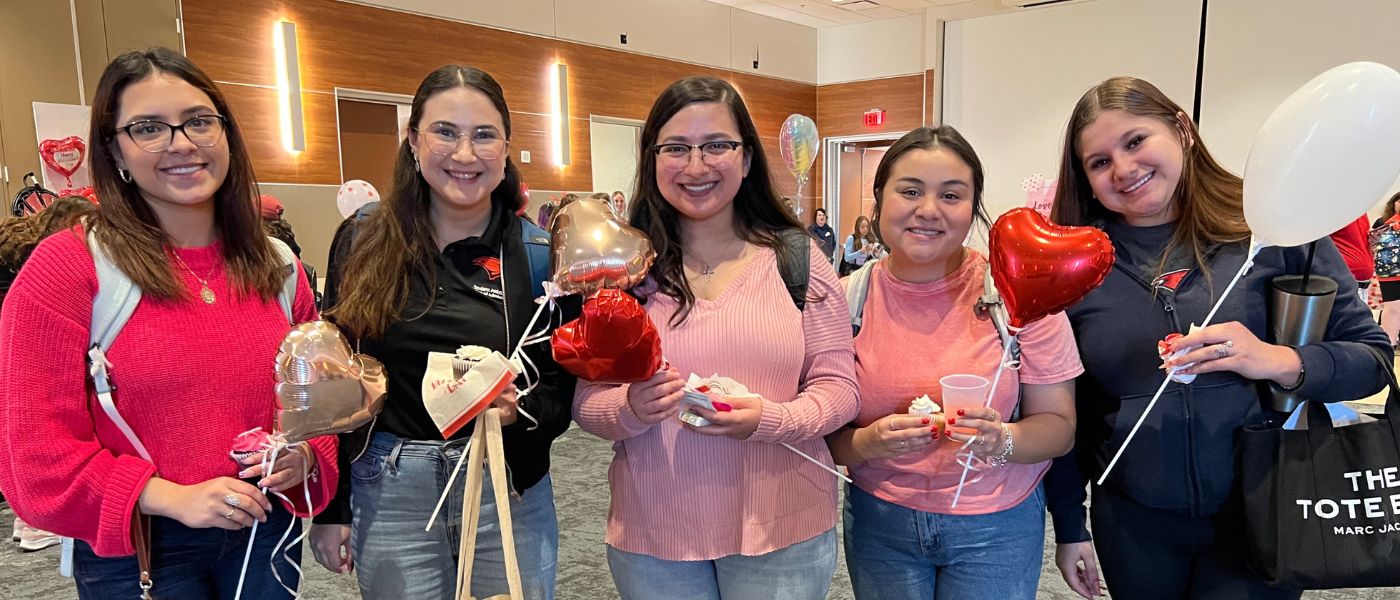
[940,374,990,435]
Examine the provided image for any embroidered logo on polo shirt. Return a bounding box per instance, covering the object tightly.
[474,257,502,280]
[1152,269,1189,293]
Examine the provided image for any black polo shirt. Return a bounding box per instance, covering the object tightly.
[360,203,515,441]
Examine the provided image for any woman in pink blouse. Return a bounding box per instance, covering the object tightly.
[826,126,1081,600]
[573,76,859,599]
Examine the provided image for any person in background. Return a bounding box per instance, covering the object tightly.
[828,126,1080,600]
[257,193,320,307]
[0,47,334,598]
[1045,76,1389,600]
[1372,191,1400,346]
[573,75,858,599]
[842,215,884,276]
[1328,215,1374,301]
[612,190,627,217]
[0,195,97,552]
[808,207,837,265]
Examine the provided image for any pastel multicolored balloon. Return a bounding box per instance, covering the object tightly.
[779,114,819,181]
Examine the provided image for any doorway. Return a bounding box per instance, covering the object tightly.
[335,89,412,199]
[822,132,906,264]
[589,116,642,215]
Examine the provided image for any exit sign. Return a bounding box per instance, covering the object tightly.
[863,109,886,127]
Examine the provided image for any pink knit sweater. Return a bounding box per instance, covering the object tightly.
[0,228,338,557]
[574,244,859,560]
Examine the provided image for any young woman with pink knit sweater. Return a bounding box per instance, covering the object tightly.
[573,76,859,599]
[0,48,335,598]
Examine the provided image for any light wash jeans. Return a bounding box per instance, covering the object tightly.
[350,431,558,600]
[842,484,1046,600]
[606,528,837,600]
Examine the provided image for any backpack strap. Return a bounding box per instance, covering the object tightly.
[519,220,551,298]
[776,228,811,312]
[845,258,880,336]
[85,230,153,463]
[269,237,298,324]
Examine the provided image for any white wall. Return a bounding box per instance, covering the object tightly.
[589,120,640,201]
[557,0,734,69]
[731,10,818,84]
[355,0,558,37]
[941,0,1202,221]
[817,14,925,85]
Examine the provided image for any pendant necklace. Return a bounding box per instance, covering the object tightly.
[172,252,218,304]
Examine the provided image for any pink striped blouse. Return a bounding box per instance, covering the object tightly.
[573,243,859,560]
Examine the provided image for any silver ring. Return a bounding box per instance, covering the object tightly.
[224,493,241,508]
[1214,343,1230,358]
[899,440,907,449]
[223,508,237,520]
[1225,340,1234,349]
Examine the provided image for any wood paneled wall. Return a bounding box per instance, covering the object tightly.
[181,0,816,201]
[816,74,926,139]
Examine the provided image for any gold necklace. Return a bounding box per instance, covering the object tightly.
[688,236,744,292]
[171,252,218,304]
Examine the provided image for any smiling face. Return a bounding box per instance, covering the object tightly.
[877,147,975,278]
[111,72,229,217]
[409,86,508,216]
[653,102,751,225]
[1077,108,1187,227]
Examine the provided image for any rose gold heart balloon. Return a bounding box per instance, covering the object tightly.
[274,321,387,444]
[550,198,655,295]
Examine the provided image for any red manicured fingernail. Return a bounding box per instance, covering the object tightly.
[931,430,939,438]
[921,417,930,425]
[957,409,966,416]
[947,418,956,425]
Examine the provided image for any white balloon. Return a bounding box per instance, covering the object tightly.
[336,180,380,219]
[1245,62,1400,248]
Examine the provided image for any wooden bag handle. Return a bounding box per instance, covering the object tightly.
[455,408,524,600]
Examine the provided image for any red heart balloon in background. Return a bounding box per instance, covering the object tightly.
[552,290,663,382]
[989,208,1115,328]
[39,136,86,183]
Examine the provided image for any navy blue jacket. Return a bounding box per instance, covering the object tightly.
[1045,222,1392,543]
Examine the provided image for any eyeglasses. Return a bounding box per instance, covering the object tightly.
[116,115,227,153]
[652,141,743,168]
[414,126,508,159]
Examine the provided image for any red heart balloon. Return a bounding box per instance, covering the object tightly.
[552,290,663,382]
[989,208,1115,328]
[39,136,86,183]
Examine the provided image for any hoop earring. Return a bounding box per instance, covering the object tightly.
[118,169,132,183]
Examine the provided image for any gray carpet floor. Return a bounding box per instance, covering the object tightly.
[2,425,1396,599]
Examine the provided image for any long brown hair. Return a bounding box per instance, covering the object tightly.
[629,76,803,326]
[1049,77,1249,282]
[1381,191,1400,222]
[88,48,283,302]
[852,216,878,246]
[328,65,523,339]
[0,197,97,268]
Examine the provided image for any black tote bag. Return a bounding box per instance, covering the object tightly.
[1240,366,1400,589]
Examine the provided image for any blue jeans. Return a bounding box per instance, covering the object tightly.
[350,431,559,600]
[606,528,837,600]
[72,502,301,599]
[843,484,1045,600]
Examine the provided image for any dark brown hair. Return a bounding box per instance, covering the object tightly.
[1381,191,1400,222]
[852,216,878,246]
[0,196,97,269]
[1049,77,1249,282]
[329,65,522,339]
[628,76,802,325]
[88,48,283,302]
[869,126,991,246]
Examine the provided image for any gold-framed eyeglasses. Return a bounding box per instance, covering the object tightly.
[653,141,743,168]
[414,125,508,160]
[116,115,227,153]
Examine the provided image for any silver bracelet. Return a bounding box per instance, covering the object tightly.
[985,424,1014,468]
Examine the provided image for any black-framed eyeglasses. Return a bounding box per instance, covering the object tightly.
[653,141,743,167]
[413,125,508,159]
[115,115,227,153]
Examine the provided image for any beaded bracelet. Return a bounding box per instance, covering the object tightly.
[986,424,1014,468]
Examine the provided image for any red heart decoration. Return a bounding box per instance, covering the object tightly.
[552,290,663,382]
[988,208,1115,328]
[39,136,86,184]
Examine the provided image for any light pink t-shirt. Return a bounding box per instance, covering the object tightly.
[849,251,1083,515]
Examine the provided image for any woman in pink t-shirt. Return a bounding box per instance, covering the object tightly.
[573,76,859,599]
[827,126,1083,600]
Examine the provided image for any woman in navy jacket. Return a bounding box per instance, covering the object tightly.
[1044,77,1392,600]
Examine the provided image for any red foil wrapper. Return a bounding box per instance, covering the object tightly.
[552,290,663,382]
